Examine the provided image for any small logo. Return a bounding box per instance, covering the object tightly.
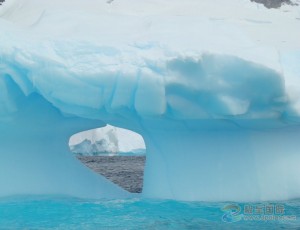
[221,203,297,223]
[221,204,243,223]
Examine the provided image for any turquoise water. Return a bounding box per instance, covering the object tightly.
[0,196,299,229]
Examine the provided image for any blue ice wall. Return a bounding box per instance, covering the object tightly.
[1,45,300,201]
[143,124,300,201]
[0,75,130,198]
[0,0,300,201]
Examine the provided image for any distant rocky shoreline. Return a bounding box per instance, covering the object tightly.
[78,156,145,193]
[251,0,297,8]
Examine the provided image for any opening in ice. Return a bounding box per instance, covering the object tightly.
[69,126,146,193]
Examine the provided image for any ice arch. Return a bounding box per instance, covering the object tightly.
[0,0,300,201]
[0,76,130,198]
[70,126,146,193]
[1,51,300,201]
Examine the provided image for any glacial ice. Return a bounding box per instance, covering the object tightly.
[0,0,300,201]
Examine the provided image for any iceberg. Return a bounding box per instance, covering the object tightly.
[0,0,300,201]
[69,125,146,155]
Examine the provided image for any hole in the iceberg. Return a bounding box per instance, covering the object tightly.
[69,125,146,193]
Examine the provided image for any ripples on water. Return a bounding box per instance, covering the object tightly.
[0,196,299,229]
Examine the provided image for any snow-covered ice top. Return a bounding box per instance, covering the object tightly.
[0,0,300,129]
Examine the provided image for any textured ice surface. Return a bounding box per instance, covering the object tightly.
[0,0,300,201]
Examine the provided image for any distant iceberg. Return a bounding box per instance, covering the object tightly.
[69,125,146,156]
[0,0,300,201]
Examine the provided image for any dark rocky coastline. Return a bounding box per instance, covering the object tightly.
[251,0,297,8]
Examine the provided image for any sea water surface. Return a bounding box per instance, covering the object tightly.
[0,196,299,229]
